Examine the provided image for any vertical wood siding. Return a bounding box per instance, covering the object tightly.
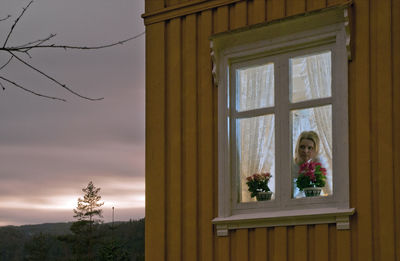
[182,13,198,261]
[393,1,400,260]
[145,22,166,261]
[166,17,182,261]
[144,0,400,260]
[198,9,214,261]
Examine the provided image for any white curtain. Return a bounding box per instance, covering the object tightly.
[238,64,275,202]
[238,52,333,201]
[291,52,333,195]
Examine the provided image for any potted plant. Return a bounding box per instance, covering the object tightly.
[246,172,272,201]
[296,161,327,197]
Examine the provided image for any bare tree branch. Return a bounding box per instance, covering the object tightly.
[0,0,144,102]
[13,33,56,50]
[3,32,145,53]
[0,56,13,71]
[11,33,57,59]
[8,51,104,101]
[3,0,34,48]
[0,15,12,22]
[0,76,66,101]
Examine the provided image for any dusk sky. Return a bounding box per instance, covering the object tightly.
[0,0,145,226]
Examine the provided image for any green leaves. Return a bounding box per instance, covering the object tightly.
[246,173,272,198]
[296,162,327,191]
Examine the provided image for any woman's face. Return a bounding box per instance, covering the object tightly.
[299,138,315,162]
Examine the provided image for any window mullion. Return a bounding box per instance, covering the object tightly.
[220,60,232,217]
[230,64,239,209]
[276,55,291,206]
[234,107,275,119]
[288,97,333,110]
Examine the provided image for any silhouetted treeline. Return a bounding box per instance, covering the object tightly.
[0,219,144,261]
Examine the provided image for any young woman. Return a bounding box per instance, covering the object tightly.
[292,131,330,198]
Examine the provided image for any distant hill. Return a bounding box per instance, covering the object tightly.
[17,222,73,236]
[0,219,144,261]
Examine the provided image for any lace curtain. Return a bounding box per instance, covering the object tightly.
[239,52,333,201]
[291,52,333,195]
[238,64,275,202]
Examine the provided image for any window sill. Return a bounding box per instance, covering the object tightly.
[212,207,355,236]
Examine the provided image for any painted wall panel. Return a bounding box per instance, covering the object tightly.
[314,224,329,260]
[253,0,266,23]
[327,0,345,7]
[392,1,400,260]
[145,21,166,261]
[337,230,351,261]
[166,17,182,261]
[268,227,275,260]
[145,0,164,13]
[286,0,305,16]
[370,0,396,260]
[231,1,247,29]
[266,0,285,21]
[349,0,373,260]
[216,236,230,261]
[235,229,249,261]
[274,227,287,261]
[143,0,400,260]
[306,0,326,11]
[307,226,315,261]
[293,226,307,261]
[254,228,268,261]
[182,13,199,261]
[215,6,229,33]
[197,9,215,261]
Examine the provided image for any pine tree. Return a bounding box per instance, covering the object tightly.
[24,233,50,261]
[98,239,129,261]
[73,181,104,225]
[72,181,104,260]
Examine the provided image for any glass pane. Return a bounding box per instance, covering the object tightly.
[290,51,331,103]
[291,105,332,198]
[237,114,275,202]
[236,63,274,111]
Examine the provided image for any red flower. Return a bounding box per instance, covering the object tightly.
[261,172,271,179]
[296,160,327,190]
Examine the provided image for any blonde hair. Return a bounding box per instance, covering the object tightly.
[294,131,320,164]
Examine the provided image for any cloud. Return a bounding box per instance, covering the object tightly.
[0,0,145,225]
[0,143,144,180]
[0,176,145,226]
[0,207,144,226]
[0,175,145,199]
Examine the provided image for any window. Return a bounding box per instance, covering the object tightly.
[211,6,354,236]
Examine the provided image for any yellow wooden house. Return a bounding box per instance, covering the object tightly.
[143,0,400,260]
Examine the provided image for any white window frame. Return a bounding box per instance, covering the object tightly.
[211,6,355,237]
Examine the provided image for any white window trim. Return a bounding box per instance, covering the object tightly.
[211,5,354,236]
